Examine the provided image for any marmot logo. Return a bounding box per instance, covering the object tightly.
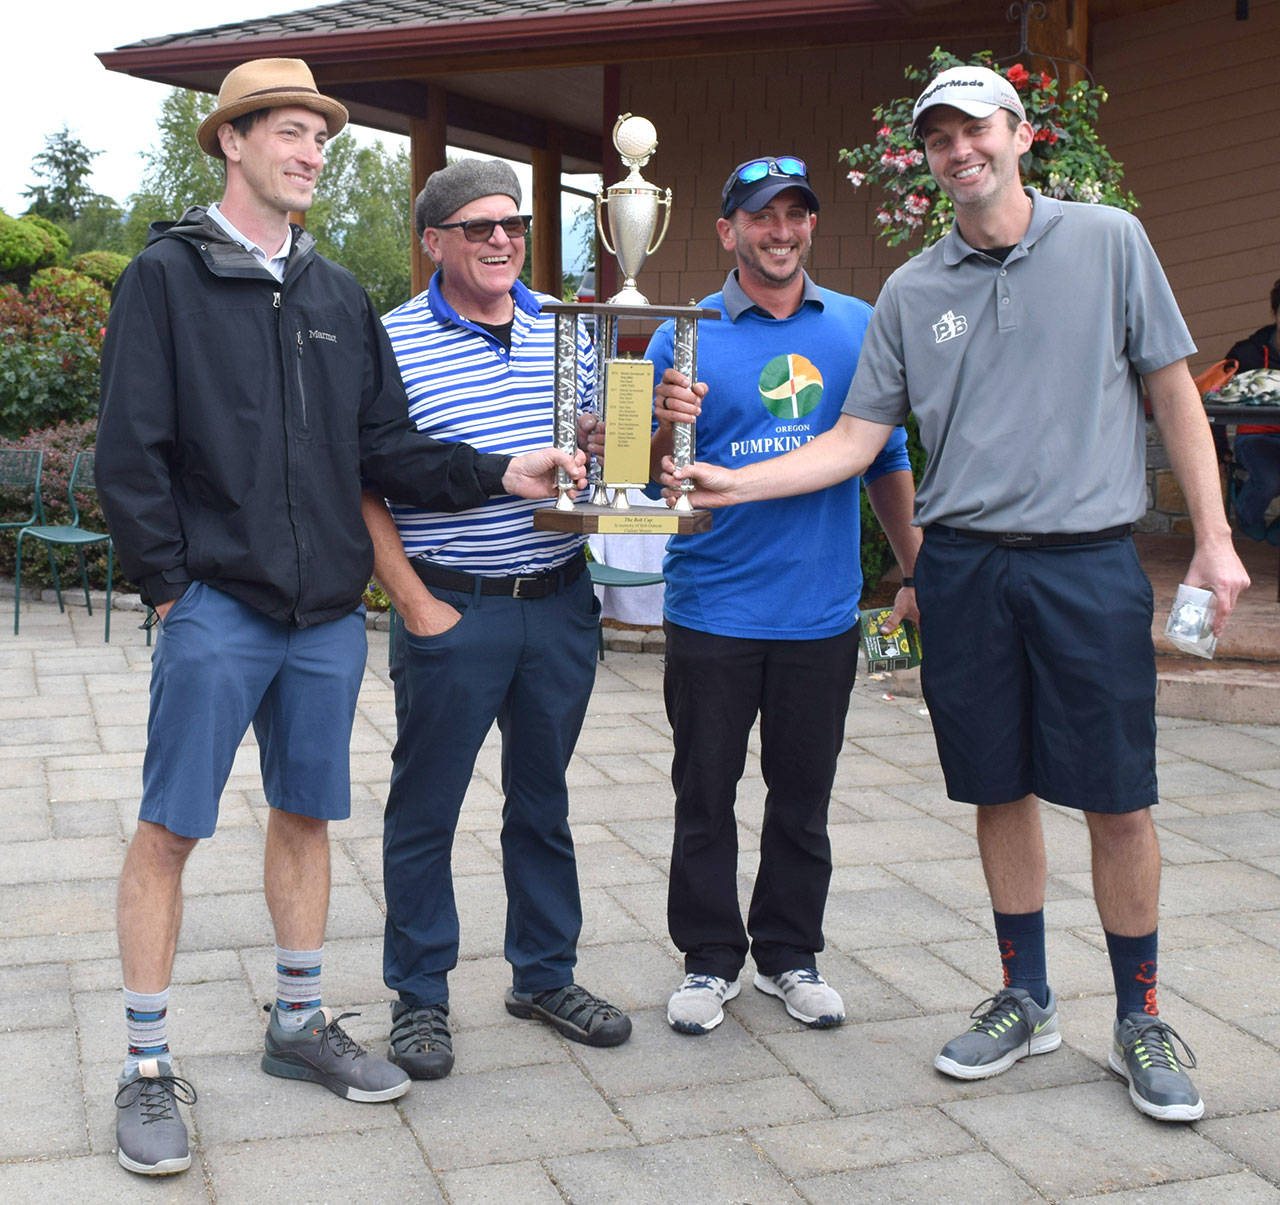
[309,329,338,344]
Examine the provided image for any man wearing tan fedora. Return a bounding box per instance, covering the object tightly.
[96,58,586,1177]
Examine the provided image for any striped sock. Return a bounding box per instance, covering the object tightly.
[124,987,170,1076]
[275,945,323,1031]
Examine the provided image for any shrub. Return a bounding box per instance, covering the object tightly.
[70,249,130,288]
[22,214,71,263]
[0,210,60,281]
[28,266,109,309]
[0,280,107,437]
[0,418,120,591]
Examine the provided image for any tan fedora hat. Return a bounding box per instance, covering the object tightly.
[197,58,348,158]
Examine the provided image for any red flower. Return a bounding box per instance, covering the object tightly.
[1006,63,1030,89]
[878,125,892,138]
[1040,72,1053,91]
[1032,127,1060,144]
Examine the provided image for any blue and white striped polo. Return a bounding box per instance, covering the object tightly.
[382,275,595,576]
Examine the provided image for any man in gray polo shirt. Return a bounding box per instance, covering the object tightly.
[659,65,1249,1122]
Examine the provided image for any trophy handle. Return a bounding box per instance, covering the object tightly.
[647,188,673,256]
[595,191,617,257]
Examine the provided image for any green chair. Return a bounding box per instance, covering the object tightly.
[586,559,664,661]
[1,449,60,588]
[14,450,115,641]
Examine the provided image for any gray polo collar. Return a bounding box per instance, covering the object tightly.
[722,269,825,321]
[941,187,1062,266]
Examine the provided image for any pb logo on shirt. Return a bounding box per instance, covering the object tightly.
[933,310,968,344]
[758,354,823,420]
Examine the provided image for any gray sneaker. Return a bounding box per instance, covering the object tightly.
[114,1058,196,1176]
[753,968,845,1028]
[935,987,1061,1080]
[388,1000,454,1080]
[261,1006,409,1102]
[667,973,741,1034]
[1110,1013,1204,1122]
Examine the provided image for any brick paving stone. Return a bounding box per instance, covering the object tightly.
[619,1074,830,1143]
[0,1154,211,1202]
[943,1080,1241,1199]
[400,1062,634,1171]
[822,883,988,949]
[1200,1111,1280,1184]
[546,1134,798,1204]
[752,1105,976,1179]
[204,1128,443,1200]
[0,1029,87,1159]
[1069,1173,1280,1203]
[1162,812,1280,862]
[0,961,73,1031]
[797,1150,1040,1203]
[439,1160,566,1204]
[853,943,989,1014]
[827,816,977,865]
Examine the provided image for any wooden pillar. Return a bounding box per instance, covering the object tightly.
[1028,0,1090,86]
[410,83,448,295]
[531,132,562,296]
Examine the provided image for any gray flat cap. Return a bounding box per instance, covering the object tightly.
[414,159,522,238]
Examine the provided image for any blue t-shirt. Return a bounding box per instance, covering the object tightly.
[647,271,910,640]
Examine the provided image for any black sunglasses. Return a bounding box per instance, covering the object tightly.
[433,215,532,242]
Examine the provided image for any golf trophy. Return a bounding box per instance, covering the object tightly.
[533,113,716,535]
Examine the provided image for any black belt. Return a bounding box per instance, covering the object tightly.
[411,552,586,599]
[931,523,1133,548]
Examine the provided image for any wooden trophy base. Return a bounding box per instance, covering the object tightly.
[534,503,712,535]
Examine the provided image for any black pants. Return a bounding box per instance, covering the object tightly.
[663,620,860,980]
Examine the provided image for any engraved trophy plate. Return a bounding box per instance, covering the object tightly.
[534,114,715,536]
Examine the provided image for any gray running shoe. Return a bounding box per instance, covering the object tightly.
[261,1006,409,1102]
[667,973,741,1034]
[935,987,1061,1080]
[753,968,845,1028]
[114,1058,196,1176]
[1110,1013,1204,1122]
[389,1000,454,1080]
[504,983,632,1047]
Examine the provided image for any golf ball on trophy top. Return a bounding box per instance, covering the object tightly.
[615,115,657,160]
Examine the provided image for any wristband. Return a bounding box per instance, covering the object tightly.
[900,577,915,588]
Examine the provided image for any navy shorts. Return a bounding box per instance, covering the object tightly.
[139,582,367,839]
[915,527,1157,814]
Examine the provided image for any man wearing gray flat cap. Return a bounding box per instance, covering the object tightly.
[362,158,631,1082]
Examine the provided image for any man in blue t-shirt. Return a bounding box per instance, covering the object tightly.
[649,156,920,1036]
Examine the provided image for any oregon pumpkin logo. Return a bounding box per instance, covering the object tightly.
[759,353,823,419]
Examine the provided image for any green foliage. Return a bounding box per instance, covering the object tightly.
[66,194,128,257]
[309,135,414,315]
[363,582,391,611]
[70,250,130,288]
[0,209,63,282]
[28,267,109,309]
[840,47,1137,250]
[0,418,115,590]
[22,214,71,262]
[22,127,104,224]
[0,281,107,438]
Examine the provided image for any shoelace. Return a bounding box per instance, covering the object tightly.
[1124,1018,1198,1071]
[782,969,823,987]
[967,990,1034,1059]
[114,1071,197,1124]
[392,1005,450,1053]
[683,973,727,995]
[534,984,621,1031]
[316,1011,366,1060]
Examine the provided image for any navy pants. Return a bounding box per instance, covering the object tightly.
[1234,432,1280,528]
[663,620,860,981]
[382,572,598,1007]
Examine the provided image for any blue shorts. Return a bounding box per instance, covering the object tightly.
[139,582,367,839]
[915,527,1157,814]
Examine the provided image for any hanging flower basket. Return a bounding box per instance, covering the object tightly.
[840,47,1138,249]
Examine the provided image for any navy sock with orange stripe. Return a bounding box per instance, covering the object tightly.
[992,909,1049,1008]
[1105,929,1159,1019]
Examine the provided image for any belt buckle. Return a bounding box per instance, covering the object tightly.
[511,576,538,598]
[998,532,1036,547]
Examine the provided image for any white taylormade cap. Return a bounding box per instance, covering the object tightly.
[911,65,1027,139]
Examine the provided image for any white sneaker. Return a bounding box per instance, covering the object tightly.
[754,968,845,1028]
[667,973,740,1034]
